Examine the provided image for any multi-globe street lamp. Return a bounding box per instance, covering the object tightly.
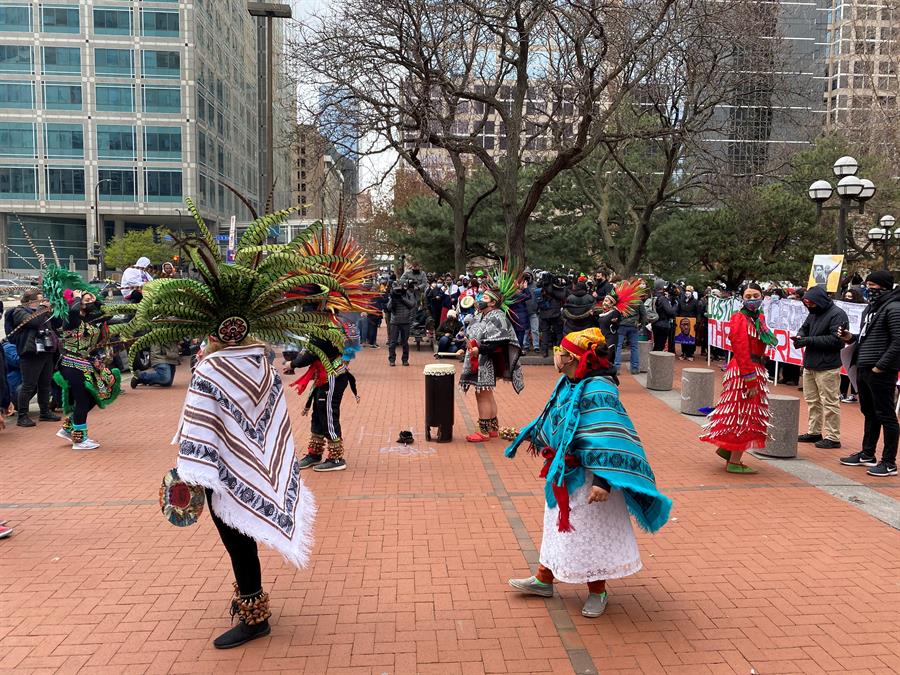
[807,156,877,259]
[866,214,898,269]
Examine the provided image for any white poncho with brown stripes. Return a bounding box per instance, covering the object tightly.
[173,344,316,568]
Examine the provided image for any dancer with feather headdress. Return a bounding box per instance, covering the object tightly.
[116,198,373,649]
[458,268,525,442]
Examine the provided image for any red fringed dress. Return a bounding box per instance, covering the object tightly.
[699,311,770,452]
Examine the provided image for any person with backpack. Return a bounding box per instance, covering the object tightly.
[649,288,677,352]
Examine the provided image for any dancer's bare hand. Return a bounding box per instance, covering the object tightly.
[588,486,609,504]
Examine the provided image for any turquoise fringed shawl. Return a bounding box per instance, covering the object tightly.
[505,375,672,533]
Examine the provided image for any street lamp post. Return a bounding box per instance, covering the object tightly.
[247,2,292,211]
[866,214,898,270]
[93,178,112,279]
[807,156,877,259]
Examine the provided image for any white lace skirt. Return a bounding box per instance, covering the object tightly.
[539,472,642,584]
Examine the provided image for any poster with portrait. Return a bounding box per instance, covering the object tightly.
[807,254,844,292]
[674,316,696,345]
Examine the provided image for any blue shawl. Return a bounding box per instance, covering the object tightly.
[505,374,672,533]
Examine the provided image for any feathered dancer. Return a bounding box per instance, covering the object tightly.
[612,279,647,318]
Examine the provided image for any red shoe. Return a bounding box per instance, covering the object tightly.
[488,430,499,438]
[0,525,13,540]
[466,432,491,442]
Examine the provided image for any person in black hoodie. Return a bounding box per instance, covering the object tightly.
[838,270,900,476]
[562,282,597,334]
[650,288,678,352]
[792,285,848,450]
[538,273,565,356]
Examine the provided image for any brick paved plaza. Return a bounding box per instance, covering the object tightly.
[1,347,899,674]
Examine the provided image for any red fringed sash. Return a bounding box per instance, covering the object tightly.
[539,446,579,533]
[290,361,327,396]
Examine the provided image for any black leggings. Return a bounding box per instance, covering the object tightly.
[206,489,262,595]
[59,365,96,426]
[311,373,349,440]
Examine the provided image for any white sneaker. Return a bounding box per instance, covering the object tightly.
[56,428,72,441]
[72,438,100,450]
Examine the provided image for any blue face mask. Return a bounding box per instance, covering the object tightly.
[743,298,762,313]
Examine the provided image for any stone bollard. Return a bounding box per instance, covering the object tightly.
[647,351,675,391]
[758,395,801,459]
[638,341,651,373]
[680,368,715,416]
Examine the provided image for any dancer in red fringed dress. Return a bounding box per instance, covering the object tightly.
[699,283,777,474]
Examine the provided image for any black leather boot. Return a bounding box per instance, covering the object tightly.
[213,588,272,649]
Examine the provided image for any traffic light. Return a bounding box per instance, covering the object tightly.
[152,228,160,244]
[92,243,101,257]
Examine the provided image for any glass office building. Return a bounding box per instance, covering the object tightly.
[0,0,291,273]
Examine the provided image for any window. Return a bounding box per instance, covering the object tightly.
[0,123,34,157]
[98,168,136,202]
[41,6,79,33]
[46,168,84,200]
[142,50,180,78]
[197,130,207,164]
[0,81,32,108]
[93,8,131,35]
[44,123,83,158]
[0,5,30,31]
[0,166,35,199]
[42,46,80,74]
[144,169,182,201]
[96,125,135,159]
[142,10,178,37]
[95,85,133,112]
[95,48,133,76]
[43,83,82,110]
[143,86,180,112]
[144,126,181,159]
[0,45,31,73]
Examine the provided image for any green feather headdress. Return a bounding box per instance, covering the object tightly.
[113,198,371,369]
[41,265,97,319]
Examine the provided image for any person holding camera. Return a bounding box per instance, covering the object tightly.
[9,289,61,427]
[386,281,416,366]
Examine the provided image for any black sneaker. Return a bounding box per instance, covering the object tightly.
[16,415,35,428]
[314,458,347,472]
[839,452,878,467]
[402,362,409,367]
[38,412,61,422]
[389,361,396,367]
[213,619,270,649]
[798,434,823,443]
[298,453,323,470]
[814,439,841,449]
[130,377,140,390]
[866,462,898,477]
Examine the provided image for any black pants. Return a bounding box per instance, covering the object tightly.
[59,365,96,426]
[681,343,696,358]
[206,489,261,595]
[539,317,563,354]
[388,323,410,364]
[857,367,899,465]
[18,352,54,415]
[311,372,349,441]
[652,326,670,352]
[366,318,381,345]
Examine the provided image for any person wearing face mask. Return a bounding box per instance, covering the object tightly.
[504,328,671,618]
[8,289,62,427]
[792,285,848,450]
[398,262,428,298]
[699,283,777,474]
[837,270,900,477]
[52,287,122,450]
[457,279,525,442]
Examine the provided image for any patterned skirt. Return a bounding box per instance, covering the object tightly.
[540,476,642,584]
[699,362,769,452]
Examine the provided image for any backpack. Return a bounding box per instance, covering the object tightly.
[644,297,659,323]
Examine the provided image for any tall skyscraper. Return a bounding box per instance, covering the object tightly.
[0,0,292,275]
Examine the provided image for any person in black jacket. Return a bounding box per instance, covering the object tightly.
[676,287,699,360]
[562,282,597,334]
[650,289,678,352]
[793,285,848,449]
[538,273,565,357]
[386,281,416,366]
[838,270,900,476]
[9,289,62,427]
